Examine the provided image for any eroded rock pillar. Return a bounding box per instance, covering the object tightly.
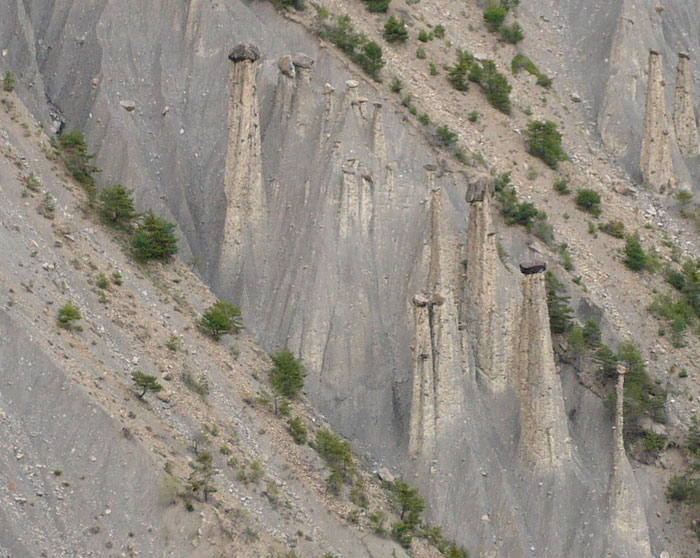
[673,53,699,157]
[516,264,572,472]
[641,50,674,193]
[220,44,266,268]
[607,365,653,558]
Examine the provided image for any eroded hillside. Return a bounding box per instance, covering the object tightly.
[2,0,700,557]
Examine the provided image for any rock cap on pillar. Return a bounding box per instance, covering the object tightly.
[228,43,260,62]
[292,52,314,68]
[519,261,547,275]
[678,52,690,60]
[465,172,494,203]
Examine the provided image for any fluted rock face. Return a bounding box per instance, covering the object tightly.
[517,271,572,472]
[641,50,675,193]
[673,53,700,158]
[607,366,653,558]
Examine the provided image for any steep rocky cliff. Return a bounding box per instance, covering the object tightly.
[3,0,700,556]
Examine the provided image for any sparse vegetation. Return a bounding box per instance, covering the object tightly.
[623,234,647,272]
[525,120,566,168]
[499,22,523,44]
[52,130,99,203]
[574,188,601,217]
[483,5,507,32]
[287,416,308,444]
[383,16,408,43]
[314,429,355,492]
[599,220,625,238]
[38,191,56,219]
[132,211,178,261]
[390,76,403,93]
[200,301,243,340]
[437,124,457,146]
[57,303,83,331]
[182,370,210,398]
[98,184,138,230]
[270,349,306,399]
[545,271,573,334]
[317,14,385,79]
[446,49,511,112]
[131,371,163,399]
[362,0,390,13]
[553,177,570,195]
[3,71,15,92]
[511,54,551,87]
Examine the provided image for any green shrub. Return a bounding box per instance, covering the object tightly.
[270,349,306,399]
[391,481,424,525]
[350,477,369,507]
[418,29,430,42]
[96,273,109,289]
[553,177,570,195]
[468,110,479,122]
[391,521,413,548]
[182,371,210,398]
[131,371,163,399]
[3,71,15,92]
[575,188,601,217]
[497,187,540,227]
[418,112,431,126]
[269,0,305,9]
[370,511,386,535]
[390,76,403,93]
[52,130,99,203]
[38,192,56,219]
[511,54,551,88]
[447,48,474,91]
[623,234,647,272]
[383,16,408,43]
[429,62,438,76]
[416,47,426,59]
[57,303,82,331]
[599,220,625,238]
[200,301,242,339]
[666,475,699,502]
[287,417,308,445]
[545,271,573,334]
[642,431,666,457]
[317,15,385,79]
[525,120,566,168]
[499,22,523,43]
[617,340,666,439]
[467,60,511,114]
[493,171,511,191]
[132,211,178,261]
[483,5,507,31]
[531,214,555,246]
[98,184,137,230]
[437,124,457,146]
[315,429,355,481]
[582,319,601,348]
[432,24,446,39]
[594,344,618,379]
[362,0,390,12]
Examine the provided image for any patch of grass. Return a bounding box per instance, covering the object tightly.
[553,177,570,195]
[287,417,308,444]
[182,370,210,398]
[511,54,551,88]
[599,220,624,238]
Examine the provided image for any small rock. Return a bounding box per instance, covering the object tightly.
[481,514,490,522]
[377,467,394,484]
[119,100,136,112]
[570,92,582,103]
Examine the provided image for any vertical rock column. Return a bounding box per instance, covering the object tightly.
[607,365,653,558]
[409,168,465,460]
[641,50,674,193]
[464,173,503,390]
[516,264,572,472]
[673,53,700,157]
[220,44,267,273]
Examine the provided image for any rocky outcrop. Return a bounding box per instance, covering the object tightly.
[673,53,700,158]
[640,50,674,193]
[218,44,267,292]
[516,267,572,472]
[606,365,653,558]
